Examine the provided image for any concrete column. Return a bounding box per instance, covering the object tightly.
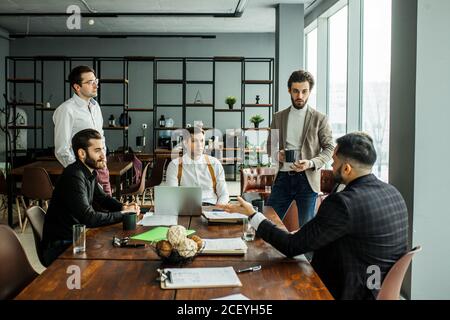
[275,4,305,112]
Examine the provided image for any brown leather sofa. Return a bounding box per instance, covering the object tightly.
[240,167,277,200]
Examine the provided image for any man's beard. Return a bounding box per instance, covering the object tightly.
[85,154,105,170]
[333,164,344,184]
[291,96,307,109]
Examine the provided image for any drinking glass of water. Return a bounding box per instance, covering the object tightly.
[242,217,256,241]
[73,224,86,254]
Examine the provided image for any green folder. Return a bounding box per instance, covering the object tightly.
[130,226,196,243]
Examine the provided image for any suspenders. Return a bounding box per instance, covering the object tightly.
[177,155,217,195]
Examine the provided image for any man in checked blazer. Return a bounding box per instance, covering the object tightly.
[267,70,334,227]
[220,132,409,300]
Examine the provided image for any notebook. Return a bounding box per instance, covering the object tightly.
[159,267,242,289]
[202,211,248,224]
[200,238,248,255]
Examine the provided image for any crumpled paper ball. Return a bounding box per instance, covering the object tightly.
[167,225,187,246]
[177,238,198,258]
[156,240,172,258]
[190,235,203,251]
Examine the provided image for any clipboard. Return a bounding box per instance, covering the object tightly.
[158,267,242,289]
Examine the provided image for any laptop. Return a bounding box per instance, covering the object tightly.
[154,186,203,216]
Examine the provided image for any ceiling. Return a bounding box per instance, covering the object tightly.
[0,0,317,36]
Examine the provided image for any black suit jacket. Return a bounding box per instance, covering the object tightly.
[257,174,408,300]
[43,160,123,246]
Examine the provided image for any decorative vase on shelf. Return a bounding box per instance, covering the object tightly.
[159,115,166,128]
[119,113,131,126]
[108,114,116,127]
[254,122,259,128]
[227,103,234,110]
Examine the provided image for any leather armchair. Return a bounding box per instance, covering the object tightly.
[240,167,277,200]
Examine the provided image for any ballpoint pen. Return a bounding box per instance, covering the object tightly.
[237,265,262,273]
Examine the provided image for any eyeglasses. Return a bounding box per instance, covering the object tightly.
[81,78,99,86]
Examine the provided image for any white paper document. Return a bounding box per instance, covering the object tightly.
[201,238,248,255]
[203,211,247,221]
[138,213,178,226]
[161,267,242,289]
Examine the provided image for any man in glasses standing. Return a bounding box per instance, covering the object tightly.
[53,65,112,195]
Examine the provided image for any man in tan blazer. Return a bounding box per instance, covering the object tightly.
[267,70,334,227]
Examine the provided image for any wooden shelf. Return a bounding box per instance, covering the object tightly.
[186,80,214,84]
[101,103,128,107]
[220,157,243,162]
[214,109,243,112]
[154,127,181,130]
[156,104,182,107]
[100,79,129,84]
[36,108,56,111]
[125,108,154,112]
[186,103,214,107]
[125,56,155,61]
[242,80,273,85]
[244,104,273,107]
[103,126,129,130]
[7,78,42,83]
[155,79,183,84]
[244,149,267,153]
[213,56,244,61]
[12,102,44,107]
[7,125,43,129]
[243,127,271,131]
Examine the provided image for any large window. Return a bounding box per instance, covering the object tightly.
[328,6,348,140]
[306,28,318,109]
[362,0,391,181]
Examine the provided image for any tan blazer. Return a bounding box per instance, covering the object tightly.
[268,105,334,193]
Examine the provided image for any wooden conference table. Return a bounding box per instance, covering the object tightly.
[16,207,333,300]
[11,158,133,199]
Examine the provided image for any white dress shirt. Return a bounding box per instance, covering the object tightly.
[166,154,230,205]
[53,93,105,167]
[280,105,308,172]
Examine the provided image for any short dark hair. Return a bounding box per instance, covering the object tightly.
[335,132,377,168]
[287,70,315,91]
[72,129,102,158]
[186,126,204,135]
[68,65,95,90]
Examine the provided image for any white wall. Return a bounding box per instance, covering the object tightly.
[9,34,275,152]
[412,0,450,299]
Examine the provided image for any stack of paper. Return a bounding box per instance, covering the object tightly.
[202,211,247,223]
[200,237,248,255]
[138,212,178,226]
[160,267,242,289]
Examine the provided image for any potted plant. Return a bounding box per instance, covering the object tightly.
[250,114,264,128]
[225,96,237,109]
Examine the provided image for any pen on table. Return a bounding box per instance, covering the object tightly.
[237,265,262,273]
